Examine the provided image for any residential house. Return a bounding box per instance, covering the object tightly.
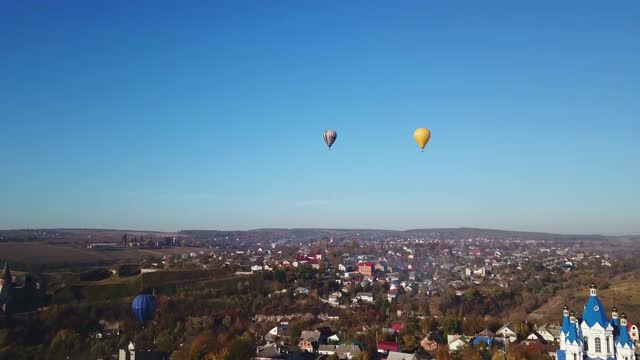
[476,329,495,338]
[628,322,639,341]
[327,334,341,343]
[298,330,321,353]
[472,336,493,347]
[536,324,561,343]
[358,262,374,277]
[294,287,309,296]
[388,289,398,302]
[447,335,470,353]
[95,320,121,338]
[496,323,517,343]
[255,344,285,360]
[377,341,400,355]
[328,293,340,306]
[386,352,418,360]
[335,344,361,359]
[265,323,289,342]
[319,310,340,321]
[454,288,467,296]
[522,332,547,346]
[119,342,169,360]
[420,331,445,352]
[318,345,336,356]
[355,292,373,303]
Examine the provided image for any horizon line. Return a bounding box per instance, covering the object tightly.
[0,226,636,238]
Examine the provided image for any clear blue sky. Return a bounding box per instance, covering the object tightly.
[1,1,638,234]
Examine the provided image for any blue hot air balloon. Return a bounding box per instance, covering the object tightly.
[132,294,157,324]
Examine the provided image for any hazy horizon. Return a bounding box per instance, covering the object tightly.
[2,1,638,234]
[1,225,637,238]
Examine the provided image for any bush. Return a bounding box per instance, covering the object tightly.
[78,268,112,282]
[117,264,141,277]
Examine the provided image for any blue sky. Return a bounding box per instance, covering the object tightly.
[1,1,638,234]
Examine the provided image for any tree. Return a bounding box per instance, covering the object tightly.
[442,315,462,335]
[49,329,82,359]
[189,331,217,359]
[402,334,418,351]
[435,346,451,360]
[462,315,486,335]
[224,334,253,360]
[155,330,176,354]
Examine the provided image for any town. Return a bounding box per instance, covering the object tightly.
[2,228,639,359]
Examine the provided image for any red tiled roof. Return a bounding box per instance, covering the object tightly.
[358,262,374,267]
[377,341,400,351]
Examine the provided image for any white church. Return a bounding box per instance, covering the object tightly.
[557,283,638,360]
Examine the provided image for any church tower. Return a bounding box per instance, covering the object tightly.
[1,262,11,284]
[558,283,638,360]
[612,305,620,336]
[615,313,636,360]
[580,283,615,359]
[0,262,13,314]
[564,310,584,360]
[560,304,571,351]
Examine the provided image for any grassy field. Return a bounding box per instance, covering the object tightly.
[0,242,209,265]
[49,268,248,304]
[530,271,640,325]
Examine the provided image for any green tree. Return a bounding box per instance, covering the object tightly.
[442,315,462,335]
[224,334,253,360]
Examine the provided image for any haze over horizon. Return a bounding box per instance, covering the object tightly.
[1,226,637,238]
[1,1,639,235]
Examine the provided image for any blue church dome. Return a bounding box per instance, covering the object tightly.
[581,283,610,329]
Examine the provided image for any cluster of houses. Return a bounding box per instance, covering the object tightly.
[256,322,425,360]
[446,323,561,355]
[118,231,617,305]
[253,286,640,359]
[256,324,364,359]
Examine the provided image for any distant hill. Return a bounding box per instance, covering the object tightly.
[405,227,611,241]
[178,227,629,244]
[1,227,636,244]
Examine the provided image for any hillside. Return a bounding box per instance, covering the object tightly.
[529,271,640,324]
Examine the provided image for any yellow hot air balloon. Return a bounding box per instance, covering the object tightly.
[414,128,431,152]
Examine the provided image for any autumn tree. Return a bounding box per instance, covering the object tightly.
[49,329,83,359]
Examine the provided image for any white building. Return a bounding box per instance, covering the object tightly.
[557,284,637,360]
[355,292,373,303]
[496,323,517,343]
[447,335,470,353]
[628,323,639,341]
[537,324,561,343]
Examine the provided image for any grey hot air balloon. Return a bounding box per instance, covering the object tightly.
[323,129,337,150]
